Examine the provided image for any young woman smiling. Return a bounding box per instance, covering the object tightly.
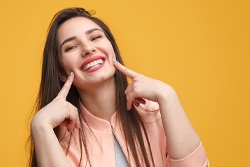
[29,7,209,167]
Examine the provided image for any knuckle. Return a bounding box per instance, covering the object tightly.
[126,95,132,101]
[127,93,135,101]
[133,89,139,95]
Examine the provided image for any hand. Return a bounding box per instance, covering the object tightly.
[113,59,168,110]
[31,72,79,132]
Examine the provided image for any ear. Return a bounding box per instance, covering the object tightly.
[59,71,67,82]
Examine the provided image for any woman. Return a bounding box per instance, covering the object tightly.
[29,7,209,167]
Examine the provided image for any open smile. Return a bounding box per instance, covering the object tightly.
[81,56,105,72]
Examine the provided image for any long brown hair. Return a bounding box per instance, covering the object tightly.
[29,7,155,167]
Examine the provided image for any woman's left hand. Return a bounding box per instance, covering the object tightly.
[113,59,202,160]
[113,59,169,110]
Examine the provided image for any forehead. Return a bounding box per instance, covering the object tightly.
[57,17,101,42]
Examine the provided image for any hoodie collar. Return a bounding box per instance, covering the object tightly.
[80,101,117,131]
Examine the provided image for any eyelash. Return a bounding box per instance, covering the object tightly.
[91,35,102,41]
[65,45,77,52]
[64,35,103,52]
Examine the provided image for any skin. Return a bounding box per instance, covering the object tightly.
[58,17,117,120]
[31,17,200,167]
[112,60,200,159]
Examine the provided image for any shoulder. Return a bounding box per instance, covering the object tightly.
[135,99,161,123]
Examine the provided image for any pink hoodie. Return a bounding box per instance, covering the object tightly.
[60,100,209,167]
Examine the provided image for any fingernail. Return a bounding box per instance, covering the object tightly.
[112,58,117,63]
[70,71,73,76]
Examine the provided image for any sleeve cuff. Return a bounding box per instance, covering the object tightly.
[169,142,209,167]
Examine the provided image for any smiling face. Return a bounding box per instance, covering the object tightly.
[57,16,116,90]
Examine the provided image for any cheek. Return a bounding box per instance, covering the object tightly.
[60,56,76,73]
[110,63,116,75]
[108,47,116,59]
[100,40,115,58]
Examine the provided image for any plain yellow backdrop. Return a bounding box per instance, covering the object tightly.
[0,0,249,166]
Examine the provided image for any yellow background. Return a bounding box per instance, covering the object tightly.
[0,0,249,166]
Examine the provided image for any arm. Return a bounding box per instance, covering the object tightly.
[113,60,203,160]
[31,121,72,167]
[156,83,200,159]
[31,72,79,167]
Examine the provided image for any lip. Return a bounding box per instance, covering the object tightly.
[80,55,106,72]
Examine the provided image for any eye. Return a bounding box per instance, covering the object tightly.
[91,35,102,41]
[65,45,77,52]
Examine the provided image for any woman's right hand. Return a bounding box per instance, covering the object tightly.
[31,72,80,132]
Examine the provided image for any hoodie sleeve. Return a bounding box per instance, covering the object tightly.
[168,142,209,167]
[136,100,209,167]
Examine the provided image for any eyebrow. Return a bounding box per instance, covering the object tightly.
[59,28,103,50]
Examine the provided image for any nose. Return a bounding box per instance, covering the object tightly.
[81,43,96,57]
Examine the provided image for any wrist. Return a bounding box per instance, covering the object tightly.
[30,116,53,136]
[157,83,178,103]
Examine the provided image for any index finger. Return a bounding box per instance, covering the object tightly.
[113,59,138,79]
[57,72,74,98]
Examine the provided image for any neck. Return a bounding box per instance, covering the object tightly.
[78,78,116,122]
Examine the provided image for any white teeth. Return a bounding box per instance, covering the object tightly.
[83,59,104,70]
